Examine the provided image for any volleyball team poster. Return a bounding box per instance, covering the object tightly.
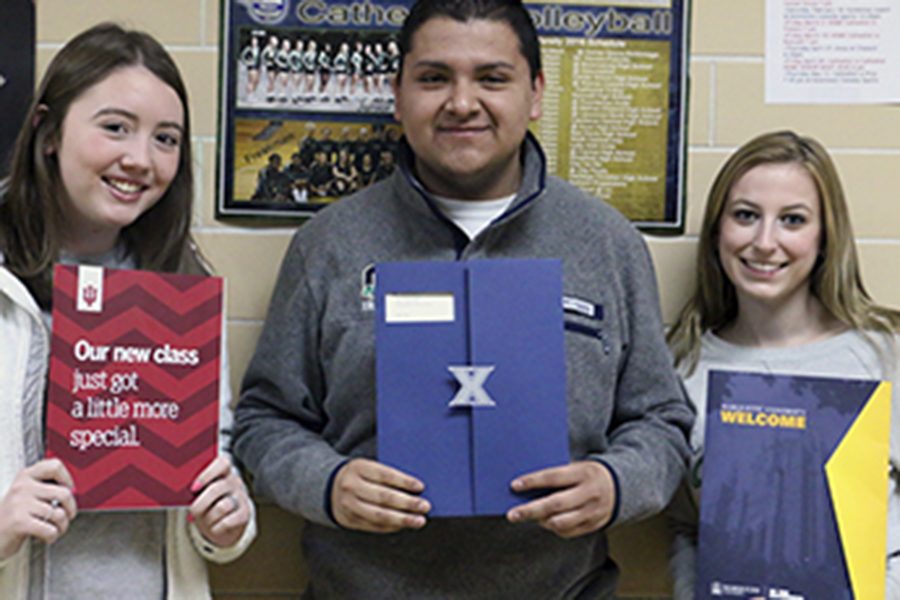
[45,266,223,510]
[216,0,688,231]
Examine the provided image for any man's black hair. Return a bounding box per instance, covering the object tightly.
[398,0,541,82]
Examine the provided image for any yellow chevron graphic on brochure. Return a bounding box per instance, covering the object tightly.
[825,381,891,600]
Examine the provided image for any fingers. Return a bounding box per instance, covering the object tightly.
[188,455,240,518]
[191,455,231,492]
[188,456,251,548]
[509,463,584,493]
[29,498,72,543]
[331,459,430,533]
[34,485,78,527]
[505,461,615,539]
[348,459,425,495]
[24,458,79,524]
[0,460,78,557]
[507,484,580,526]
[195,487,249,538]
[508,487,597,538]
[24,458,78,527]
[27,458,76,490]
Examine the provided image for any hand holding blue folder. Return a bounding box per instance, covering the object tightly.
[375,258,570,517]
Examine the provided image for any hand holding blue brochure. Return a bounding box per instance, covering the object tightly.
[697,370,890,599]
[375,258,570,517]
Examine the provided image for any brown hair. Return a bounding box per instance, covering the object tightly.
[0,22,206,308]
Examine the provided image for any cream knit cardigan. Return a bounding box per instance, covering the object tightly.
[0,266,255,599]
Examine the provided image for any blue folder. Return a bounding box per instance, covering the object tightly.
[375,258,569,517]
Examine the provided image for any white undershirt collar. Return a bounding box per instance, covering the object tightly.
[430,193,516,240]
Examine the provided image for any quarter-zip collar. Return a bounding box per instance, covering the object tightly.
[394,130,548,257]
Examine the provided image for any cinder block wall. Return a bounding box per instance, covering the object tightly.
[34,1,900,597]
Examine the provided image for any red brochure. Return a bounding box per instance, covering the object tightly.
[46,265,222,510]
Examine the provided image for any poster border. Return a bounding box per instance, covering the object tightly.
[214,0,690,233]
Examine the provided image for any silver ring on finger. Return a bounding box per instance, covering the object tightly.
[227,493,240,514]
[44,499,60,523]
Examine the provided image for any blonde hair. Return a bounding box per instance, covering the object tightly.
[667,130,900,373]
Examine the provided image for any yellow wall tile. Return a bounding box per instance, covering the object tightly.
[171,50,220,138]
[193,230,295,320]
[206,0,222,46]
[858,243,900,310]
[714,63,900,149]
[227,321,263,405]
[37,0,205,45]
[35,48,54,83]
[833,154,900,239]
[646,238,698,324]
[198,139,226,228]
[691,0,763,56]
[684,151,730,236]
[687,61,712,146]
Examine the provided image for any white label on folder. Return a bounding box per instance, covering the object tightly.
[76,266,104,313]
[385,293,455,323]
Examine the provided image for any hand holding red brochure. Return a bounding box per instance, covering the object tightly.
[46,265,223,510]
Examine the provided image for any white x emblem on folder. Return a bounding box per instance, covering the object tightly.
[447,365,497,408]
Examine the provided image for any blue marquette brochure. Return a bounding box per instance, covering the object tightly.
[375,258,569,517]
[696,370,890,600]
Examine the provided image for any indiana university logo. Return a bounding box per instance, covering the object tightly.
[81,284,98,307]
[76,266,104,313]
[447,365,496,408]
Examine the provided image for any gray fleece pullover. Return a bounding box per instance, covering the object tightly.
[233,133,693,599]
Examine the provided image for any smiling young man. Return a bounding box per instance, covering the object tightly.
[233,1,692,597]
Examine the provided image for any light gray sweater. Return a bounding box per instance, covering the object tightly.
[234,134,693,599]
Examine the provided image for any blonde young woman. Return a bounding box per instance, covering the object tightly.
[667,130,900,599]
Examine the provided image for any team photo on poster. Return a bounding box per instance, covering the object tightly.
[218,0,408,218]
